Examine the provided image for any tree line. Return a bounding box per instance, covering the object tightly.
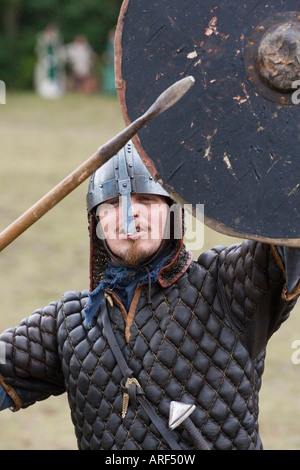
[0,0,123,89]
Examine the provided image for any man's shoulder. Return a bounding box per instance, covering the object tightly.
[195,241,260,269]
[60,289,89,302]
[196,245,228,270]
[53,290,90,336]
[57,290,89,317]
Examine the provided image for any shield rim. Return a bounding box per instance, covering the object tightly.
[114,0,300,247]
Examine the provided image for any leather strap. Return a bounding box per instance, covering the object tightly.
[101,298,181,450]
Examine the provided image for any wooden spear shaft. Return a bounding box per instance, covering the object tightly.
[0,76,195,252]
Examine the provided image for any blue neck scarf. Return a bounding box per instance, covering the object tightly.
[84,246,174,327]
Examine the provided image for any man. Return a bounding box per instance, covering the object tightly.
[0,141,299,450]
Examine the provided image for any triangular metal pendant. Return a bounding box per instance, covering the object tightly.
[169,401,196,430]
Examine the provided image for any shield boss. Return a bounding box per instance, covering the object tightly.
[115,0,300,246]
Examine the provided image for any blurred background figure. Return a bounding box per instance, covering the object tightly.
[101,27,116,95]
[34,23,66,99]
[65,35,98,94]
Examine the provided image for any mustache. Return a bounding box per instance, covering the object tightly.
[117,221,150,234]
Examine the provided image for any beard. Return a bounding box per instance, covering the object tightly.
[106,236,164,267]
[112,240,156,266]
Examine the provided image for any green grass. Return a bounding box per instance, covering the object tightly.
[0,92,299,449]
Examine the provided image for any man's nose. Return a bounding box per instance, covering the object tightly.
[130,199,141,218]
[132,206,140,218]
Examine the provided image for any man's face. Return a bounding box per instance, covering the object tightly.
[97,193,169,266]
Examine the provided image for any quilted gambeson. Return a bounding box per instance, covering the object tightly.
[0,240,297,450]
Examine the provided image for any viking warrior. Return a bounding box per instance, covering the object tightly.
[0,141,299,450]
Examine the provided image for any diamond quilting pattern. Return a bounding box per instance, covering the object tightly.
[0,241,293,450]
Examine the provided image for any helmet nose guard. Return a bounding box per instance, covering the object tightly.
[116,149,135,236]
[86,141,170,236]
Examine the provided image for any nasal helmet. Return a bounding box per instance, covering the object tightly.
[87,141,175,289]
[87,140,169,212]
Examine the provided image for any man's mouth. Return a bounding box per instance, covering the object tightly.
[119,226,148,240]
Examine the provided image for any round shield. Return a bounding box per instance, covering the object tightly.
[115,0,300,246]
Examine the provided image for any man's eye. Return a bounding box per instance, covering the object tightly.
[139,196,154,202]
[109,199,120,207]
